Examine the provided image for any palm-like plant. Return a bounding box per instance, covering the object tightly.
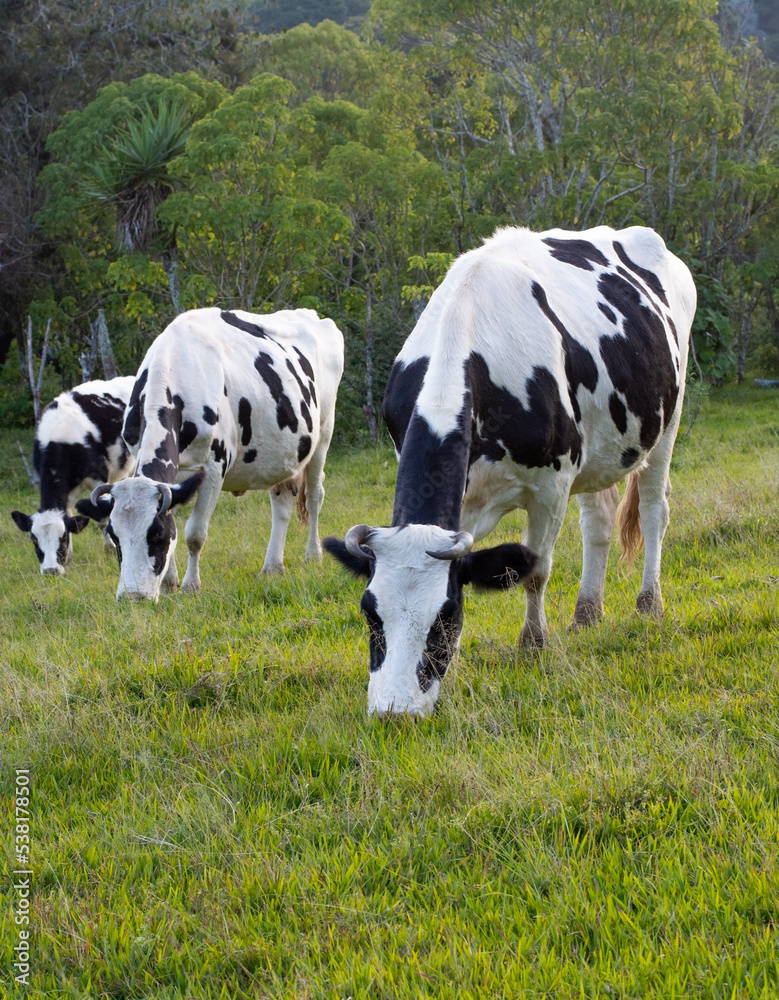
[89,100,190,309]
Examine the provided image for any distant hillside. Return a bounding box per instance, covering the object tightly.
[243,0,370,34]
[721,0,779,60]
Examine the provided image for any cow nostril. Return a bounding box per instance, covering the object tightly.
[42,566,65,577]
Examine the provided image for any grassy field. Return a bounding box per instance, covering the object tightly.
[1,385,778,999]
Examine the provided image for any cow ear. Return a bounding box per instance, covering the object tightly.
[65,514,90,534]
[169,471,205,509]
[11,510,32,533]
[457,542,538,590]
[75,496,112,521]
[323,536,373,578]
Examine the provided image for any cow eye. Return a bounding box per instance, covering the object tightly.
[148,518,166,542]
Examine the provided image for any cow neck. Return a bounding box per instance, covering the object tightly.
[391,395,472,531]
[38,480,69,512]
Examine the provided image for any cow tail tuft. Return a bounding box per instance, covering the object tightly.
[295,474,309,526]
[617,471,643,568]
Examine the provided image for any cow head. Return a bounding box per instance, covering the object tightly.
[75,472,204,600]
[324,524,537,717]
[11,508,89,575]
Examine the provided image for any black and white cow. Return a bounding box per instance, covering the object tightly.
[11,377,136,575]
[76,307,344,600]
[325,225,696,717]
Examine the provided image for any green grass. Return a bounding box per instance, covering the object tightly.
[1,386,778,999]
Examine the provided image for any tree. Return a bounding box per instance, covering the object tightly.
[35,73,227,371]
[88,100,192,311]
[368,0,779,380]
[0,0,252,366]
[160,74,348,311]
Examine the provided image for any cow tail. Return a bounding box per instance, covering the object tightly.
[617,471,643,568]
[295,474,309,526]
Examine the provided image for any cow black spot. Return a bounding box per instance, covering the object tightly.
[124,368,149,447]
[391,399,472,530]
[254,352,298,433]
[211,438,229,478]
[621,448,640,467]
[297,436,311,463]
[609,393,628,435]
[180,421,198,453]
[598,272,678,451]
[361,589,387,674]
[107,524,122,564]
[146,514,176,576]
[468,352,583,474]
[598,302,618,325]
[419,563,465,691]
[71,391,125,449]
[166,386,173,404]
[382,356,430,452]
[299,399,313,433]
[47,400,59,411]
[293,347,315,381]
[30,534,44,563]
[37,439,109,511]
[238,398,252,446]
[286,358,311,405]
[612,241,668,306]
[221,311,266,338]
[243,449,257,464]
[532,282,599,421]
[542,237,609,271]
[142,394,186,480]
[203,405,218,425]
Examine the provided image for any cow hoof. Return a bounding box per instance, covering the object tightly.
[569,599,603,630]
[181,580,201,594]
[636,590,663,617]
[261,564,285,576]
[519,625,547,648]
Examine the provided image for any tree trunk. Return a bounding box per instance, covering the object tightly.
[162,245,181,314]
[96,309,118,379]
[81,318,99,381]
[25,315,50,426]
[363,285,378,444]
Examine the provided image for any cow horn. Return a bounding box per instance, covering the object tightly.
[345,524,376,560]
[156,483,173,515]
[90,483,114,505]
[427,531,474,561]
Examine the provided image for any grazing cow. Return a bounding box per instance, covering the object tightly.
[11,377,136,575]
[75,307,344,600]
[325,225,696,717]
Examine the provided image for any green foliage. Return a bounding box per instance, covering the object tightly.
[255,20,399,106]
[88,100,191,251]
[2,389,779,996]
[161,74,349,310]
[691,267,737,384]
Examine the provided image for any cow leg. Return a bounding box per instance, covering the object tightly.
[634,466,673,617]
[571,485,620,628]
[302,442,331,563]
[262,483,296,574]
[181,474,221,593]
[520,487,572,646]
